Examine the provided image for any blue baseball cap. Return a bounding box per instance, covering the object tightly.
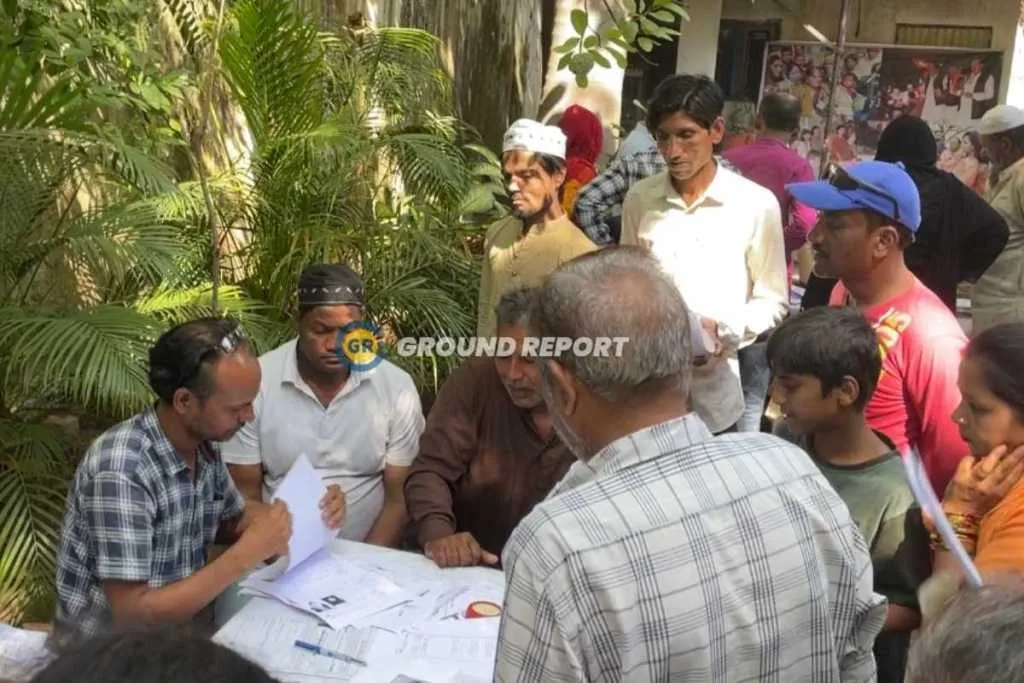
[786,160,922,233]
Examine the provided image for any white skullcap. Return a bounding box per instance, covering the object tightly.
[978,105,1024,136]
[502,119,567,159]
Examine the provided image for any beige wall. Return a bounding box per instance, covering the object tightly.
[716,0,1021,102]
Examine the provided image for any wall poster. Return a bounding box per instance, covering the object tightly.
[758,41,1003,194]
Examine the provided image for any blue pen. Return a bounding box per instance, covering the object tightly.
[294,639,367,667]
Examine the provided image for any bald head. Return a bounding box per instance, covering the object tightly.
[530,246,692,403]
[759,92,802,134]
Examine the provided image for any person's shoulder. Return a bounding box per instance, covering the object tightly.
[368,358,419,394]
[258,338,295,374]
[722,166,779,207]
[901,281,968,341]
[485,215,520,243]
[502,492,575,582]
[626,169,667,201]
[76,413,159,485]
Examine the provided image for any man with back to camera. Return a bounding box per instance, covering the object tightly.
[476,119,597,337]
[723,91,818,431]
[54,317,346,645]
[620,73,789,435]
[494,246,884,681]
[222,263,424,548]
[787,160,969,495]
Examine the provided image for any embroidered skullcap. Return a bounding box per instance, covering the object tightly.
[502,119,567,160]
[297,263,364,307]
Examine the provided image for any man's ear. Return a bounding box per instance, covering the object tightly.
[172,386,196,415]
[874,224,901,256]
[836,375,861,409]
[545,360,579,417]
[709,117,726,145]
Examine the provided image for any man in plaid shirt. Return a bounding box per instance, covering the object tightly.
[54,318,346,644]
[495,247,885,682]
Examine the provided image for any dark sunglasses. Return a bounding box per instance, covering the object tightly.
[824,162,901,224]
[178,320,249,389]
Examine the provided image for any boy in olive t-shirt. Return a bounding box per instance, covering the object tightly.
[767,307,930,683]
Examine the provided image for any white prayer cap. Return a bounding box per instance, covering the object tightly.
[502,119,567,159]
[978,105,1024,136]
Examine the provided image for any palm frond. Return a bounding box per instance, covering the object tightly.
[0,420,71,625]
[0,306,160,418]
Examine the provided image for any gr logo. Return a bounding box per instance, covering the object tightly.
[336,320,385,371]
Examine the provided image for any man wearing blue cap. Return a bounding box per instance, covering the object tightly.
[787,161,968,497]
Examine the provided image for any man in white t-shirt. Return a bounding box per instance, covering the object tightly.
[221,264,425,546]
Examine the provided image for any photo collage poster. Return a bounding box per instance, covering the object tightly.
[758,42,1002,194]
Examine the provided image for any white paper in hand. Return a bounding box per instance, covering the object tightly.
[903,447,984,587]
[272,453,334,570]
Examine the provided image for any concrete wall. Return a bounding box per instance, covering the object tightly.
[712,0,1022,103]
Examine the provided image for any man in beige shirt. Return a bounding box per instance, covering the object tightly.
[620,74,788,434]
[974,105,1024,332]
[477,119,597,336]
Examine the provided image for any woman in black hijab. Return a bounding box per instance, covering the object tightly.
[874,116,1008,311]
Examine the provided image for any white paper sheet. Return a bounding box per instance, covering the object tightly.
[242,549,413,629]
[904,447,984,586]
[272,453,334,570]
[0,624,53,681]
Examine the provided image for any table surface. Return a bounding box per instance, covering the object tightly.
[216,540,504,683]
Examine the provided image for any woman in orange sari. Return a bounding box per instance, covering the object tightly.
[557,104,603,215]
[928,322,1024,584]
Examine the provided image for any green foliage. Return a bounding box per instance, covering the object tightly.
[0,0,498,625]
[556,0,689,87]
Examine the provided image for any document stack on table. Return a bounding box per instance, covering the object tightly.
[216,540,507,683]
[238,454,414,629]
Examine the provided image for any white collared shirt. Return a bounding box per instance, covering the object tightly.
[221,339,425,541]
[620,165,788,432]
[973,156,1024,331]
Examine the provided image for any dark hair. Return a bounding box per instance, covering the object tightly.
[148,317,250,403]
[759,92,802,133]
[767,307,881,410]
[966,322,1024,420]
[32,625,277,683]
[495,287,536,329]
[645,74,724,132]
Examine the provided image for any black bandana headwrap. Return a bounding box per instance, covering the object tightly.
[297,263,365,308]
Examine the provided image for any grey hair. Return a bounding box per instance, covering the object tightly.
[906,581,1024,683]
[495,287,536,329]
[531,246,691,403]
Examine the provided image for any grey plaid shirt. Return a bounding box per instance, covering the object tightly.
[495,414,886,682]
[55,405,246,640]
[573,151,740,246]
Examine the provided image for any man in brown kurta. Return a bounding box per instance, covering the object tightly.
[405,288,574,567]
[476,118,597,337]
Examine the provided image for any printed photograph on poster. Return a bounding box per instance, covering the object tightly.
[759,43,883,175]
[757,42,1003,193]
[873,48,1001,195]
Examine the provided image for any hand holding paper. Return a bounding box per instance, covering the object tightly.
[272,453,337,570]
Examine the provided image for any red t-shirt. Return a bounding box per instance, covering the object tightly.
[829,278,968,495]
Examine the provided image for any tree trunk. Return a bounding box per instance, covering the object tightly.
[312,0,545,151]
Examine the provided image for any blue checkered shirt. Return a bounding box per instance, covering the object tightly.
[495,414,886,682]
[55,406,246,639]
[573,151,740,246]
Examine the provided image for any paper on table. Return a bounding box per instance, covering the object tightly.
[242,549,412,629]
[903,447,984,586]
[0,624,53,682]
[272,453,334,570]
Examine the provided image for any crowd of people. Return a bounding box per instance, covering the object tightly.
[32,71,1024,682]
